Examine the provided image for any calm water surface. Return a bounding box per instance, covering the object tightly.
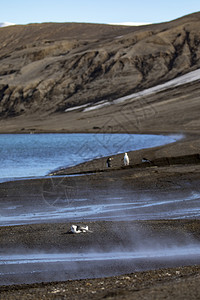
[0,133,182,180]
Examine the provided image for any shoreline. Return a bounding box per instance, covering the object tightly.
[0,131,188,182]
[49,132,200,176]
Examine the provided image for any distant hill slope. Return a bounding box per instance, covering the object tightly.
[0,12,200,118]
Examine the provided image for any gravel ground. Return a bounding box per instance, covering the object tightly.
[1,134,200,299]
[1,265,200,299]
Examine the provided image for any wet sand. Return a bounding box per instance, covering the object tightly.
[1,264,200,299]
[1,164,200,226]
[1,219,200,300]
[1,134,200,299]
[1,219,200,299]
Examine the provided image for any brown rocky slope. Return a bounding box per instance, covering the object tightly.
[0,12,200,126]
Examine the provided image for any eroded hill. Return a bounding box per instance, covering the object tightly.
[0,12,200,120]
[0,13,200,132]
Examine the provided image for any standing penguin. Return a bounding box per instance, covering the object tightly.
[106,157,112,168]
[124,152,129,166]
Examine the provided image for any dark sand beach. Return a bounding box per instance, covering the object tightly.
[1,133,200,299]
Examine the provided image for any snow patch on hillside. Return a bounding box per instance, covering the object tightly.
[65,68,200,113]
[113,68,200,105]
[0,22,15,27]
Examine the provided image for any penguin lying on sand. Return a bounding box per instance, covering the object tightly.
[70,225,93,234]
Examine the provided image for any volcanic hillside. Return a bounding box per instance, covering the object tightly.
[0,12,200,133]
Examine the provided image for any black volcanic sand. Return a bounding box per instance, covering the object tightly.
[1,220,200,299]
[1,219,200,299]
[1,264,200,299]
[1,135,200,299]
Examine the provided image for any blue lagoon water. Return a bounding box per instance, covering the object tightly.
[0,133,182,181]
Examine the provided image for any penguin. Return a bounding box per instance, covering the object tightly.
[142,157,153,164]
[106,157,112,167]
[124,153,129,166]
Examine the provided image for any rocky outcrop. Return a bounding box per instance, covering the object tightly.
[0,12,200,117]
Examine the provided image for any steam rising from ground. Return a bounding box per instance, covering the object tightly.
[1,223,200,285]
[2,245,200,265]
[1,190,200,226]
[1,171,200,285]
